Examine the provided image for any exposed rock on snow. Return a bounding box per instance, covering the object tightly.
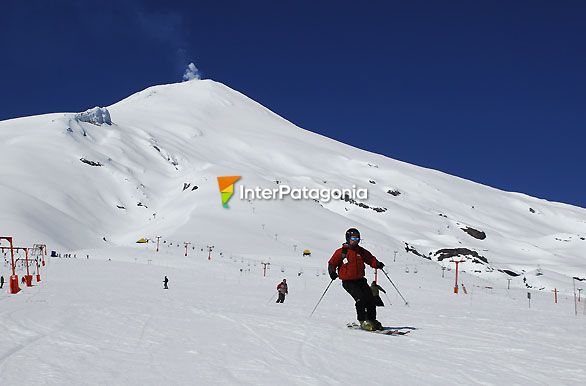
[434,248,489,263]
[461,226,487,240]
[404,242,429,259]
[80,158,103,167]
[75,107,112,125]
[341,193,387,213]
[499,268,520,276]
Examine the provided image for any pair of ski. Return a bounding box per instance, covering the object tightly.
[346,322,411,336]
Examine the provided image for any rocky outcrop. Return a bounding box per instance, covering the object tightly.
[434,248,488,263]
[461,226,486,240]
[80,158,102,167]
[75,107,112,125]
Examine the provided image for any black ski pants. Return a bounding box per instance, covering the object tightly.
[276,292,286,303]
[342,278,376,321]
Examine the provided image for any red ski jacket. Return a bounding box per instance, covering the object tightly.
[277,282,288,294]
[328,244,379,281]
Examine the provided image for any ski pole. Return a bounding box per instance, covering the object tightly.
[381,268,409,306]
[309,279,334,317]
[266,292,277,304]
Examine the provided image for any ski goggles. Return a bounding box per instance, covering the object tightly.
[348,236,360,241]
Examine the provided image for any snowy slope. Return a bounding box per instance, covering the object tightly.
[0,78,585,288]
[1,79,586,385]
[1,249,585,385]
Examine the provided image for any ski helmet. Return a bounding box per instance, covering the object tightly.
[345,228,360,242]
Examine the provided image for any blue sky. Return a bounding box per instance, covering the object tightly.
[1,0,585,207]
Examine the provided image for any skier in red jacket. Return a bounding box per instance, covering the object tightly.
[276,279,288,303]
[328,228,385,331]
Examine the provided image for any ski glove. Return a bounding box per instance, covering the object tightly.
[376,261,385,269]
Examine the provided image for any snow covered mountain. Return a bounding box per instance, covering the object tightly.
[2,79,586,385]
[1,79,585,288]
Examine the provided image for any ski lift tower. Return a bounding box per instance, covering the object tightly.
[573,277,586,316]
[450,259,466,294]
[261,261,271,277]
[13,247,33,287]
[31,244,46,281]
[156,236,162,252]
[32,244,47,266]
[0,236,20,293]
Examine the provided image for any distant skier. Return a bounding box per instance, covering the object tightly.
[276,279,288,303]
[163,276,169,290]
[370,281,386,307]
[328,228,385,331]
[0,275,4,289]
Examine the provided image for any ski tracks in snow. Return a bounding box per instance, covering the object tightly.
[186,303,341,385]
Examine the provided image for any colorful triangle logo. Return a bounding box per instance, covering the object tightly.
[217,176,241,208]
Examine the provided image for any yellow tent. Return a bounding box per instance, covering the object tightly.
[303,249,311,256]
[136,238,149,244]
